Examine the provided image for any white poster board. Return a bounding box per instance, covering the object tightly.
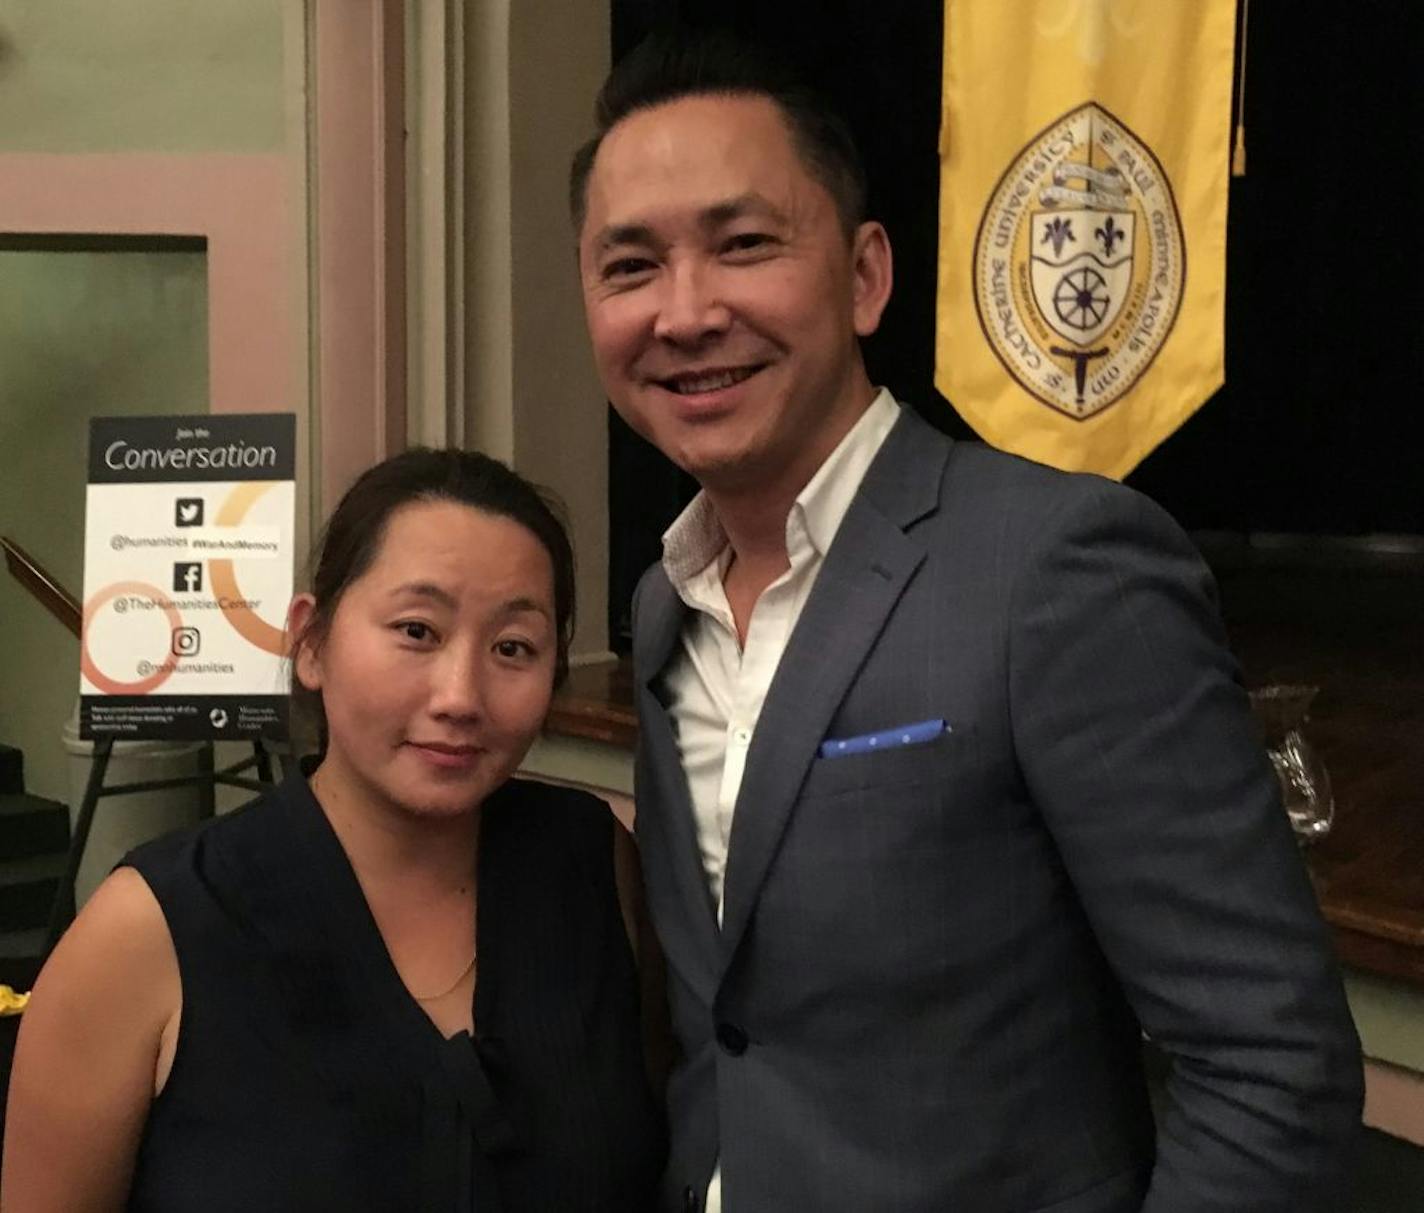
[79,414,295,740]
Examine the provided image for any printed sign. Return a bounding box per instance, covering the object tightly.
[79,414,295,739]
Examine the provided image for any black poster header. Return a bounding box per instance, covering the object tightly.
[89,414,295,484]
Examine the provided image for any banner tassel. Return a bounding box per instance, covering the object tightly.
[1233,0,1250,177]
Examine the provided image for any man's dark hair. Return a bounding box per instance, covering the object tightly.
[569,30,868,238]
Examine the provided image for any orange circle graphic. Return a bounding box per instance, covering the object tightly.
[81,581,183,695]
[211,481,287,656]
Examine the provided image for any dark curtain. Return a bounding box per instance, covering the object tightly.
[606,1,1424,647]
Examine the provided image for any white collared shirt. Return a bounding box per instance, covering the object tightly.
[658,388,900,1211]
[659,387,900,913]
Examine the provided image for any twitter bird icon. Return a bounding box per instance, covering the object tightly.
[175,498,204,527]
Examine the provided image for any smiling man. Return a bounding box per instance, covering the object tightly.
[572,31,1362,1213]
[577,90,887,522]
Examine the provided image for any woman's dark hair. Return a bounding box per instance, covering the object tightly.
[568,29,867,238]
[290,448,576,747]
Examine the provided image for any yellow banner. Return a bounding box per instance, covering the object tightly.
[936,0,1237,477]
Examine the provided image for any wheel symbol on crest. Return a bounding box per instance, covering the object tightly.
[1053,267,1111,331]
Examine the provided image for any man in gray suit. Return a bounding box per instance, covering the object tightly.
[571,33,1362,1213]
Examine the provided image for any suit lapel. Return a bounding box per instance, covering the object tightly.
[718,408,951,965]
[631,569,722,997]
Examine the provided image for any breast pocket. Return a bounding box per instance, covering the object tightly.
[798,725,961,801]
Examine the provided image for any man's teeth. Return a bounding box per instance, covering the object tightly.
[668,367,756,394]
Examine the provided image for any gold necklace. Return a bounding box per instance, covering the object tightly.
[309,769,479,1004]
[412,950,477,1002]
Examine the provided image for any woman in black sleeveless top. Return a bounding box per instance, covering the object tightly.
[3,451,664,1211]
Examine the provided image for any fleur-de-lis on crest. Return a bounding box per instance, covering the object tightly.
[1041,216,1076,257]
[1094,215,1126,255]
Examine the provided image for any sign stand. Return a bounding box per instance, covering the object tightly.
[43,739,293,953]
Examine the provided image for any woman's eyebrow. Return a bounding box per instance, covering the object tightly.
[388,582,458,608]
[498,596,552,620]
[388,585,550,619]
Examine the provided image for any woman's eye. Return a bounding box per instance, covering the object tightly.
[494,638,534,660]
[396,621,433,643]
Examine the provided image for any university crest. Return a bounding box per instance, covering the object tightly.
[972,102,1185,420]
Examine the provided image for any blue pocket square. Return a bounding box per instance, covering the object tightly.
[818,718,949,758]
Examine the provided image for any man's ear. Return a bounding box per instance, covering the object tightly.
[850,220,893,338]
[286,594,323,691]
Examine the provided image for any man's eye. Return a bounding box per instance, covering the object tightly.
[723,233,774,255]
[603,256,655,280]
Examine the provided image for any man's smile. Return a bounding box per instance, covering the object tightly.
[654,364,767,395]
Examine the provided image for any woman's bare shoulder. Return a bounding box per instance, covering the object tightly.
[51,867,176,988]
[0,869,179,1209]
[19,866,179,1070]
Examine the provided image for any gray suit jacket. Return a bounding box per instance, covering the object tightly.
[632,406,1362,1213]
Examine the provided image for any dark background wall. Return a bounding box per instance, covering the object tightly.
[606,1,1424,646]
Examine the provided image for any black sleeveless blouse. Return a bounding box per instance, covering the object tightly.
[122,769,663,1212]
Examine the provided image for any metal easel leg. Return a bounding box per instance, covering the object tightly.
[253,738,275,785]
[195,742,216,819]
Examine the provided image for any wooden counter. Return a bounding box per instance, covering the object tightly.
[548,658,638,750]
[1216,558,1424,988]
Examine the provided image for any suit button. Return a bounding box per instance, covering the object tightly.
[715,1021,748,1056]
[682,1185,697,1212]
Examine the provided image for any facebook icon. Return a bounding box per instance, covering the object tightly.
[173,562,203,593]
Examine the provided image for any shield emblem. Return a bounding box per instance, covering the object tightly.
[1028,209,1134,347]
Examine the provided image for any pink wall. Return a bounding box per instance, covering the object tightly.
[0,153,295,415]
[0,2,408,515]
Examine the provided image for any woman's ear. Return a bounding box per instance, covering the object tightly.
[286,594,323,691]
